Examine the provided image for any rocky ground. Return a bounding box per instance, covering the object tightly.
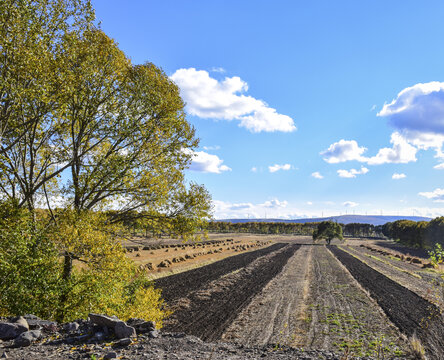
[0,314,351,359]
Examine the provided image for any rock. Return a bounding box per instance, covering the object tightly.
[14,330,41,347]
[0,318,28,340]
[63,322,80,332]
[104,351,118,359]
[0,351,7,358]
[148,330,159,338]
[93,331,106,341]
[115,321,136,339]
[126,319,155,333]
[12,317,29,331]
[115,337,132,346]
[89,314,120,328]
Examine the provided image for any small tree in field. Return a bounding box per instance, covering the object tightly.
[313,221,343,245]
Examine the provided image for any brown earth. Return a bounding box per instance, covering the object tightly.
[221,244,312,346]
[330,245,444,359]
[342,244,444,309]
[161,244,300,341]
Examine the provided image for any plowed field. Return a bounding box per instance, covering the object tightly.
[154,237,444,358]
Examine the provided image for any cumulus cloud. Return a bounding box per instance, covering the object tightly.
[269,164,292,173]
[337,166,369,178]
[322,133,417,165]
[378,81,444,163]
[320,140,367,163]
[170,68,296,133]
[392,173,406,179]
[366,132,417,165]
[311,171,324,179]
[343,201,358,207]
[378,82,444,135]
[187,150,231,173]
[262,198,288,208]
[418,188,444,202]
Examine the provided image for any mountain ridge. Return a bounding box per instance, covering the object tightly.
[217,215,431,226]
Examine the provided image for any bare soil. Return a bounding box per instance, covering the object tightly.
[221,244,312,346]
[161,244,300,341]
[302,246,410,358]
[343,244,444,309]
[155,243,287,302]
[330,245,444,358]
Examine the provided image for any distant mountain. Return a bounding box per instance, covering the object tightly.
[218,215,432,226]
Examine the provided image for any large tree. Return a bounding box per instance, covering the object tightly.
[313,220,343,245]
[0,0,212,321]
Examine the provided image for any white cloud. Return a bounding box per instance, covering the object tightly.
[210,67,226,73]
[392,173,406,179]
[202,145,221,151]
[170,68,296,133]
[378,82,444,135]
[311,171,324,179]
[322,133,417,165]
[268,163,292,173]
[418,188,444,202]
[337,166,369,178]
[343,201,358,208]
[370,104,377,111]
[251,167,258,172]
[434,163,444,170]
[321,140,367,163]
[366,132,417,165]
[378,81,444,165]
[187,150,231,173]
[262,198,288,208]
[306,201,313,205]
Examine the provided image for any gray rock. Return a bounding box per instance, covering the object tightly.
[88,314,120,328]
[13,330,41,347]
[12,317,29,331]
[0,319,28,340]
[93,331,106,341]
[114,321,136,339]
[0,352,7,359]
[104,351,118,359]
[126,319,155,333]
[148,330,159,338]
[63,322,79,332]
[115,337,132,346]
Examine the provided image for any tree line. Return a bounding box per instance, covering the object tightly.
[207,221,383,238]
[382,217,444,249]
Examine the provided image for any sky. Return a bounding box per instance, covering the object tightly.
[92,0,444,219]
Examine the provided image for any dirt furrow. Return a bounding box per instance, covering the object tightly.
[330,245,444,359]
[221,245,312,346]
[155,242,286,302]
[344,245,444,308]
[303,246,410,358]
[163,244,300,341]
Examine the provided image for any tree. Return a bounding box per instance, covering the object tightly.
[0,0,212,322]
[313,221,343,245]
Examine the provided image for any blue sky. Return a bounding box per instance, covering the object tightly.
[92,0,444,219]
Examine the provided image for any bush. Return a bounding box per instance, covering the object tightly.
[0,202,63,318]
[0,202,169,325]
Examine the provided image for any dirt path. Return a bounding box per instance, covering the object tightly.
[221,245,312,346]
[163,244,300,341]
[303,246,410,358]
[330,246,444,359]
